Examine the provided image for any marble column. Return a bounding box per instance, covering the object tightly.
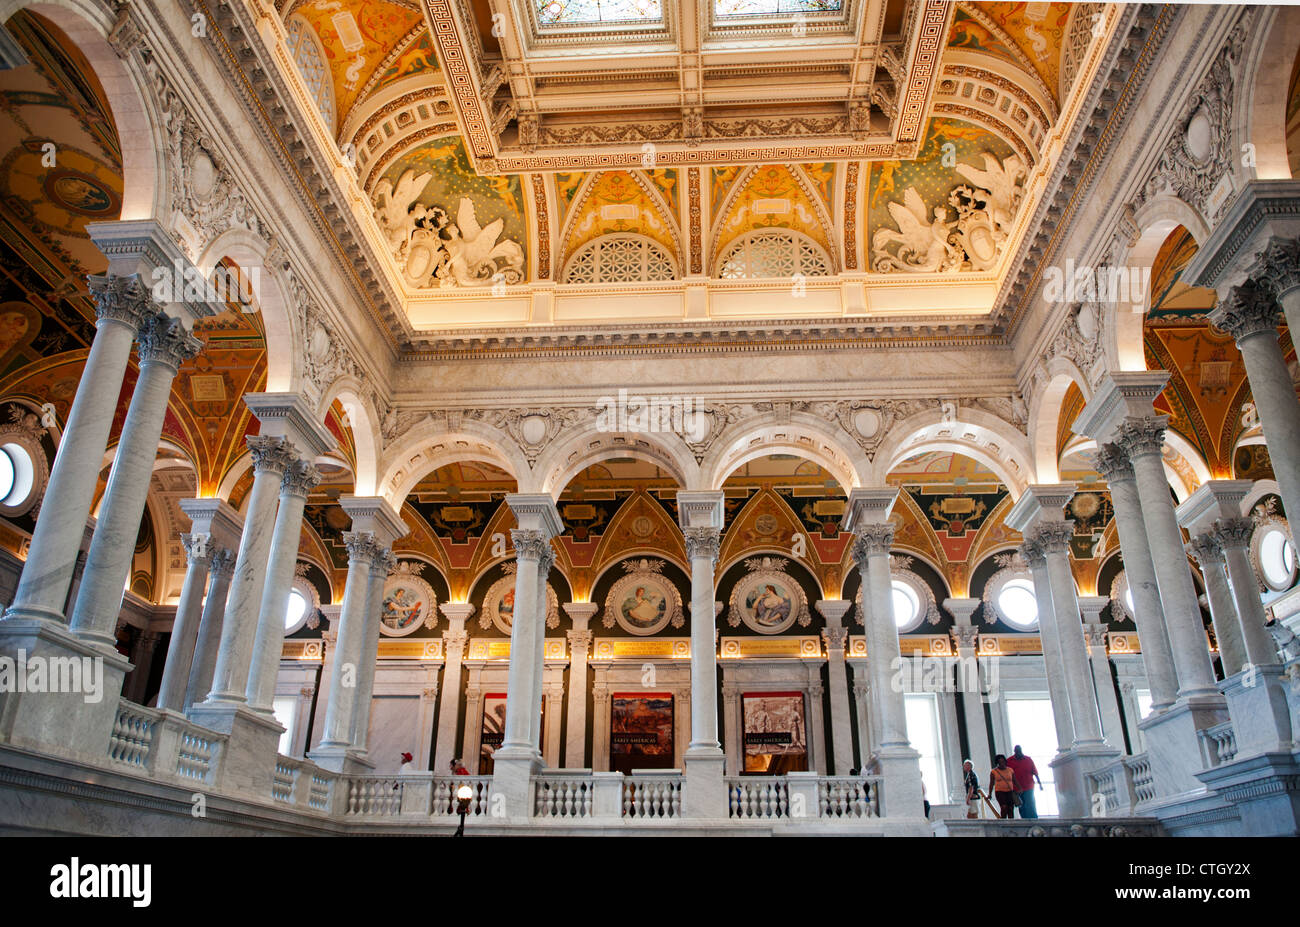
[1079,605,1126,752]
[70,312,202,646]
[816,599,855,775]
[246,460,321,713]
[721,682,742,776]
[528,545,555,755]
[1019,539,1076,751]
[155,533,213,712]
[844,487,924,819]
[562,602,597,768]
[944,597,993,770]
[543,675,565,767]
[498,530,551,760]
[1035,521,1106,748]
[3,274,150,626]
[1211,270,1300,524]
[199,436,297,705]
[126,630,161,704]
[311,533,378,760]
[1186,532,1246,677]
[1213,517,1280,668]
[185,548,234,710]
[433,603,474,772]
[350,548,395,752]
[1090,444,1179,710]
[1116,417,1220,700]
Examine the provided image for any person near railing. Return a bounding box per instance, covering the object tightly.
[962,760,982,819]
[988,755,1018,819]
[1006,745,1043,820]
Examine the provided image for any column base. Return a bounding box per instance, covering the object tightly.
[1197,750,1300,837]
[0,616,130,765]
[1138,693,1228,797]
[1221,665,1295,758]
[1051,744,1122,818]
[307,743,376,776]
[491,745,543,821]
[185,701,284,796]
[683,746,727,820]
[874,744,926,820]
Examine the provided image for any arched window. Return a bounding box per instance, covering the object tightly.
[0,429,44,518]
[984,558,1039,630]
[1254,523,1298,593]
[284,575,321,635]
[285,16,335,132]
[563,234,678,284]
[716,229,831,279]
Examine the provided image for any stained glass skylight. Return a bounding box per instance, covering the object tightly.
[714,0,843,15]
[536,0,663,27]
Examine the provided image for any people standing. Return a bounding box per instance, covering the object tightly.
[988,754,1017,819]
[1006,745,1042,819]
[962,759,982,819]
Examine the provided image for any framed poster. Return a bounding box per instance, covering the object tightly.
[379,571,436,637]
[729,567,809,634]
[479,693,508,773]
[610,693,674,773]
[742,692,808,775]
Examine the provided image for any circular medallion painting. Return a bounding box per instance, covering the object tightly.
[729,570,808,634]
[379,573,436,637]
[481,574,560,634]
[604,572,682,636]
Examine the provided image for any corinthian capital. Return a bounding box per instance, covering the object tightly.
[87,273,151,330]
[1031,520,1076,556]
[1115,415,1167,459]
[368,547,397,579]
[136,311,203,370]
[1018,538,1045,568]
[822,625,848,651]
[683,526,721,564]
[849,523,895,563]
[1210,516,1255,552]
[1249,236,1300,300]
[342,530,378,565]
[247,434,298,475]
[511,528,553,562]
[1082,622,1109,649]
[180,532,213,567]
[950,624,980,650]
[1090,442,1134,484]
[1186,531,1224,566]
[1210,278,1282,343]
[280,459,322,498]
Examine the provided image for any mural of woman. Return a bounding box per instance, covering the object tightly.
[751,584,792,628]
[382,587,424,629]
[622,586,664,628]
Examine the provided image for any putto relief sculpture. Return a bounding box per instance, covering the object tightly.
[372,169,526,289]
[872,153,1026,274]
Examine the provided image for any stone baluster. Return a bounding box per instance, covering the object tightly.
[1090,443,1179,710]
[3,274,150,626]
[70,311,202,647]
[155,532,213,712]
[247,460,321,713]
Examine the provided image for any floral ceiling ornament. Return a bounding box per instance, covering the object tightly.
[372,170,525,289]
[871,153,1027,274]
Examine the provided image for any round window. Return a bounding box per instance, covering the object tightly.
[284,588,309,631]
[0,442,34,508]
[1258,527,1297,592]
[891,580,919,629]
[997,577,1039,629]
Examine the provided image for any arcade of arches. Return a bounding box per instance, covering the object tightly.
[0,0,1298,836]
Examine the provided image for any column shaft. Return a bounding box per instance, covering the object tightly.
[185,550,233,709]
[349,550,392,750]
[1037,524,1105,746]
[1188,534,1245,676]
[1216,518,1282,668]
[317,535,377,749]
[858,537,907,748]
[823,627,854,775]
[563,628,592,768]
[499,530,545,755]
[1023,544,1076,750]
[156,534,211,712]
[685,528,721,751]
[434,629,467,770]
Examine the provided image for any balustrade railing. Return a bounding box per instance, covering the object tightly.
[818,776,881,818]
[1123,754,1156,805]
[534,775,594,818]
[345,776,403,817]
[727,777,789,819]
[108,702,160,769]
[623,775,682,818]
[1198,721,1238,768]
[432,776,492,816]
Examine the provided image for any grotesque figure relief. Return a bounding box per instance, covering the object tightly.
[372,169,526,288]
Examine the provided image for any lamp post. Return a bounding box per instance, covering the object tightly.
[454,783,474,837]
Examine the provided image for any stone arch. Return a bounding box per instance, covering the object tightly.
[1238,5,1300,181]
[700,413,868,495]
[1105,196,1210,373]
[1028,359,1091,483]
[379,421,528,509]
[874,407,1032,499]
[194,227,297,394]
[316,379,379,496]
[536,427,695,499]
[1,0,170,222]
[1161,428,1212,503]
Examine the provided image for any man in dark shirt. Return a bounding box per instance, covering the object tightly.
[1006,745,1042,818]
